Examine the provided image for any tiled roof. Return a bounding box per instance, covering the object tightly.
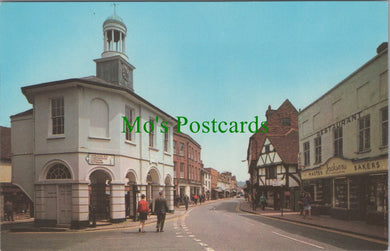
[247,99,299,165]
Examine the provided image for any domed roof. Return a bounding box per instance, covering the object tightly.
[103,14,125,27]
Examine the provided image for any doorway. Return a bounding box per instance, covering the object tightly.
[89,170,112,220]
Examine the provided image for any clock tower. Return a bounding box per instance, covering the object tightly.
[94,11,135,91]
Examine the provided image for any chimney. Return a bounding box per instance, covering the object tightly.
[376,42,388,54]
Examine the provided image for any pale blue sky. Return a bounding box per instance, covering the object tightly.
[0,2,387,182]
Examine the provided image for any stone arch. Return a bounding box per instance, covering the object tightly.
[89,98,109,138]
[125,169,138,185]
[86,167,115,183]
[39,159,74,181]
[145,167,160,185]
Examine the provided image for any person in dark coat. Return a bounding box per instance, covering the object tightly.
[184,195,189,211]
[154,191,169,232]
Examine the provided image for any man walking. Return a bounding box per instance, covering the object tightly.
[155,191,169,232]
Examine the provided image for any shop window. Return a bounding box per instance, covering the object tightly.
[51,97,64,135]
[266,166,277,179]
[303,141,310,166]
[358,115,370,152]
[381,107,388,147]
[334,127,343,157]
[314,136,321,164]
[334,178,347,208]
[46,164,71,179]
[368,175,387,213]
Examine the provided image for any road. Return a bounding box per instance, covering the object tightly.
[1,198,387,250]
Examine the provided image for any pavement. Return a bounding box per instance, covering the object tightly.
[239,200,389,242]
[0,199,218,233]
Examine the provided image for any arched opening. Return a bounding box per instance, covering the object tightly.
[125,171,137,219]
[89,170,112,220]
[146,169,160,212]
[38,163,73,225]
[164,175,173,212]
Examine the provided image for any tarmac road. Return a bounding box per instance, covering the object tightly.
[1,198,387,251]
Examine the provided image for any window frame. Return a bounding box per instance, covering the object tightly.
[303,141,310,166]
[51,97,64,135]
[163,130,169,152]
[381,107,388,147]
[125,106,134,142]
[358,115,370,152]
[149,118,155,148]
[334,127,343,157]
[314,136,322,164]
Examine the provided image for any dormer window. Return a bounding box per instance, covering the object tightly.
[282,118,291,126]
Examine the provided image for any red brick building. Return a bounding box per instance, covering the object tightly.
[247,99,300,210]
[173,131,202,201]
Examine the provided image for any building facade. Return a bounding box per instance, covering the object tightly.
[247,100,300,210]
[173,131,202,201]
[205,168,219,200]
[11,13,175,228]
[202,168,211,200]
[0,126,33,220]
[299,43,388,224]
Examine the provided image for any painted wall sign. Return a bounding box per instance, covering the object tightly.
[85,154,115,166]
[301,157,388,180]
[316,111,362,137]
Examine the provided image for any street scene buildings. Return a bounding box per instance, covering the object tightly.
[299,43,388,225]
[247,43,388,225]
[0,3,388,251]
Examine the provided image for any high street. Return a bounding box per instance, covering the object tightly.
[1,198,387,251]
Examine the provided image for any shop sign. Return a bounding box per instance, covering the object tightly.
[301,157,388,180]
[315,111,362,137]
[85,154,115,166]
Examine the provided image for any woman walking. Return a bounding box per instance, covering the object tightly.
[137,194,150,233]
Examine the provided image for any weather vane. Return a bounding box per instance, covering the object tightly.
[112,3,118,15]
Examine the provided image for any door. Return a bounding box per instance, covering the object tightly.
[58,184,72,224]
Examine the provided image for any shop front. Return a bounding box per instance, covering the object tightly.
[301,156,388,225]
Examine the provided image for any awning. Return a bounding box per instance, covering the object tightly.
[213,188,223,192]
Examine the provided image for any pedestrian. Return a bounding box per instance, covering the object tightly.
[252,193,258,211]
[303,192,312,219]
[154,191,169,232]
[298,192,305,216]
[184,195,189,211]
[137,194,150,233]
[4,200,14,221]
[194,194,198,205]
[259,194,267,210]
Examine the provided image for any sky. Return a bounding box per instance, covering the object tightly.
[0,2,388,182]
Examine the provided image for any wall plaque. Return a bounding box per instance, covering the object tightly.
[86,154,115,166]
